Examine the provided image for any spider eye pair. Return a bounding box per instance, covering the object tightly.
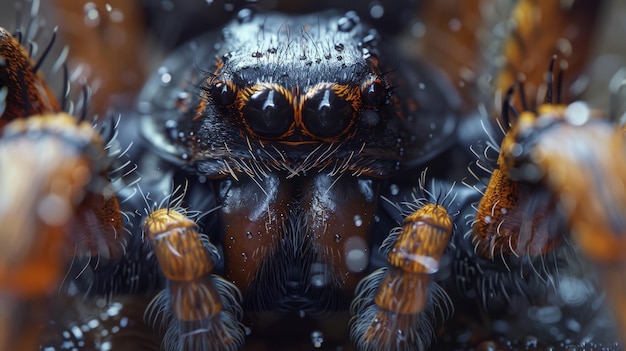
[207,80,387,140]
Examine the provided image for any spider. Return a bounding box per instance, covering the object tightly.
[0,0,625,350]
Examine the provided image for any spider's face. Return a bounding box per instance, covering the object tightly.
[138,10,459,180]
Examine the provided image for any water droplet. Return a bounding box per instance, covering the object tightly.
[337,11,360,32]
[311,330,324,348]
[83,2,100,27]
[252,51,262,58]
[109,8,124,23]
[237,8,255,23]
[38,194,71,226]
[369,1,385,19]
[389,184,400,196]
[87,319,100,329]
[353,215,363,227]
[241,252,248,262]
[298,310,306,318]
[410,21,426,38]
[448,18,461,32]
[246,232,253,239]
[334,234,342,243]
[362,31,379,46]
[361,48,371,59]
[344,237,369,272]
[525,336,538,348]
[565,101,590,126]
[334,43,344,51]
[158,66,172,85]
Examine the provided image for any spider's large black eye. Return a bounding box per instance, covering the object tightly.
[241,88,293,138]
[211,81,238,106]
[302,89,354,139]
[362,80,386,107]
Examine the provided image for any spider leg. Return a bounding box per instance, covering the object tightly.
[143,208,245,351]
[350,203,453,351]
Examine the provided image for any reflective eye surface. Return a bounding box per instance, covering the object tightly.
[212,81,237,106]
[362,80,386,107]
[241,88,293,138]
[302,89,354,139]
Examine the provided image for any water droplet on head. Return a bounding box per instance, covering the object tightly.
[362,31,379,47]
[337,11,360,32]
[369,1,385,19]
[246,231,253,239]
[334,234,342,243]
[311,330,324,348]
[237,8,255,23]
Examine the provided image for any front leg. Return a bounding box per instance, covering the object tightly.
[350,202,453,351]
[143,207,245,351]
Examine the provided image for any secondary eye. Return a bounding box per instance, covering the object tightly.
[211,81,237,106]
[302,88,354,139]
[241,88,294,138]
[362,80,386,107]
